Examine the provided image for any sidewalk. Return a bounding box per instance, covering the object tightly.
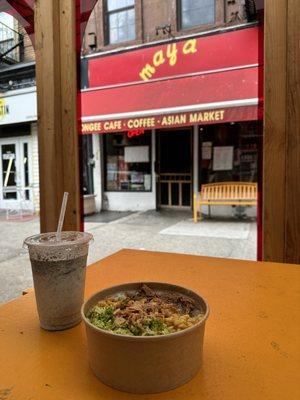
[0,210,256,303]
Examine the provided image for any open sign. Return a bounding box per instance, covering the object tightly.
[127,129,145,138]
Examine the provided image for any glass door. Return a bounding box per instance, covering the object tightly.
[20,140,31,203]
[0,142,18,207]
[157,129,192,208]
[0,139,32,210]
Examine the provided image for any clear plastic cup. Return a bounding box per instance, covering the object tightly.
[24,231,93,331]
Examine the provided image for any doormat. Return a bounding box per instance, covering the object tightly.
[159,220,251,239]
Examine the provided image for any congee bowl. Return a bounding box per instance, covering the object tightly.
[81,282,209,394]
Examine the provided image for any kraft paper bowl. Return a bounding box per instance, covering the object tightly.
[81,282,210,394]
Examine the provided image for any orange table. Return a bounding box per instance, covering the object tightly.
[0,249,299,400]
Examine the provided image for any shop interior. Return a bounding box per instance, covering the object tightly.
[104,131,152,192]
[156,128,192,208]
[199,121,262,188]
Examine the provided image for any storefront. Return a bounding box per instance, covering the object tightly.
[81,24,263,214]
[0,87,39,213]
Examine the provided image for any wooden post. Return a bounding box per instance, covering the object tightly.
[264,0,300,263]
[35,0,80,233]
[285,0,300,263]
[263,0,287,262]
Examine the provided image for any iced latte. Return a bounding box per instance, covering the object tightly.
[24,231,93,331]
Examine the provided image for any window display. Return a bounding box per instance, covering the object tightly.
[104,132,151,191]
[199,122,261,187]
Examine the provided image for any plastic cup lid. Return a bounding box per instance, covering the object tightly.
[23,231,93,249]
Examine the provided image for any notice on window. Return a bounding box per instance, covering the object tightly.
[106,162,117,182]
[202,142,212,160]
[124,146,149,163]
[213,146,234,171]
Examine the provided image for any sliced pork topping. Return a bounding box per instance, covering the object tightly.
[87,284,204,336]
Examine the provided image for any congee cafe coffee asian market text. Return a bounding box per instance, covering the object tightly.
[81,110,226,134]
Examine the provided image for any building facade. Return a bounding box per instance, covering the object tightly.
[80,0,263,214]
[0,1,262,217]
[82,0,254,54]
[0,13,38,214]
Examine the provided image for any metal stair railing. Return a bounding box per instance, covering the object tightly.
[0,21,24,64]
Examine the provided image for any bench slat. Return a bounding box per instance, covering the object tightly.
[194,182,258,222]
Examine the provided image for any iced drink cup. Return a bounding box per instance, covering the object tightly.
[24,231,93,331]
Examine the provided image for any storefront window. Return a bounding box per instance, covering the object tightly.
[199,121,262,187]
[104,131,151,192]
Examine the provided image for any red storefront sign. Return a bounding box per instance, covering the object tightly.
[88,26,260,87]
[81,26,262,133]
[82,106,260,134]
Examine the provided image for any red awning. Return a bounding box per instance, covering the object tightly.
[81,26,263,134]
[81,66,261,134]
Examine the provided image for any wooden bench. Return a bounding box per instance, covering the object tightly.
[193,182,258,222]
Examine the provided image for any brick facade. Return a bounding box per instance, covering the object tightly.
[82,0,249,55]
[11,1,250,61]
[10,19,35,63]
[19,26,35,62]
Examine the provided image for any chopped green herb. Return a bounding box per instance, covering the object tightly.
[86,284,204,336]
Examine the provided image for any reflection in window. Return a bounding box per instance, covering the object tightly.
[180,0,215,29]
[104,132,151,192]
[106,0,135,45]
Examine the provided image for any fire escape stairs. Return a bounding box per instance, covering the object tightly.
[0,21,24,65]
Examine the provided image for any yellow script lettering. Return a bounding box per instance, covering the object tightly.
[183,39,197,55]
[139,64,156,81]
[153,50,165,67]
[166,43,178,66]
